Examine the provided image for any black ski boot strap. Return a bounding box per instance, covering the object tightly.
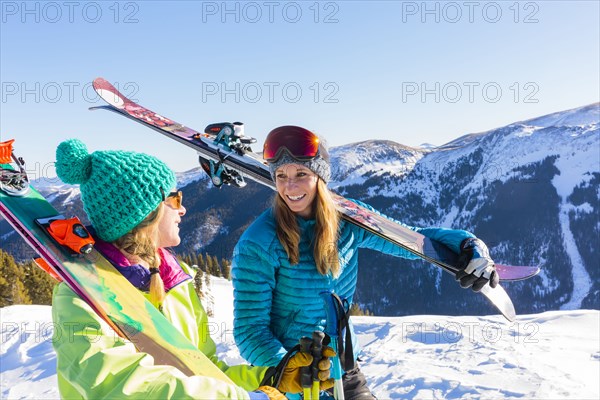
[260,343,301,389]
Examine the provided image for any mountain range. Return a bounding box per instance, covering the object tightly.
[2,103,598,316]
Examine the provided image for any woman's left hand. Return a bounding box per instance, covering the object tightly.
[455,238,499,292]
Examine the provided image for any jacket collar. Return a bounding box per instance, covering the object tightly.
[94,239,191,292]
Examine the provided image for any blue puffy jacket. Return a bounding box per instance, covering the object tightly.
[232,200,474,367]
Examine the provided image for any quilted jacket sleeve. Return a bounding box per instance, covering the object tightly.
[231,238,288,367]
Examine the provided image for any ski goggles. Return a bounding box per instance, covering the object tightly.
[161,188,183,209]
[263,125,327,163]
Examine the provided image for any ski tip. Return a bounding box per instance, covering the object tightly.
[93,78,127,109]
[496,264,542,281]
[92,77,108,93]
[480,283,516,322]
[92,77,118,94]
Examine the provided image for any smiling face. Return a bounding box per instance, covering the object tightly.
[156,189,186,248]
[275,163,319,218]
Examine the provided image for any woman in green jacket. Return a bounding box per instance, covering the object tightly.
[52,139,330,399]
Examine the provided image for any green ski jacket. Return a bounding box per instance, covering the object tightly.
[52,257,269,399]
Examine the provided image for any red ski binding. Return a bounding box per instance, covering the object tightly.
[36,216,95,255]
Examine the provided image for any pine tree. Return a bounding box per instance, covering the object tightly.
[203,268,211,289]
[205,254,214,276]
[197,253,206,272]
[0,265,9,306]
[197,253,206,271]
[0,250,31,306]
[349,303,373,316]
[21,260,56,305]
[212,255,222,277]
[193,268,205,299]
[221,258,231,280]
[203,271,214,317]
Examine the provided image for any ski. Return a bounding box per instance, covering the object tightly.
[494,264,540,281]
[0,139,237,384]
[90,77,541,321]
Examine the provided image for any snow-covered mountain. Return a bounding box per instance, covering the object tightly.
[329,103,599,315]
[330,140,427,188]
[1,280,599,399]
[2,103,598,316]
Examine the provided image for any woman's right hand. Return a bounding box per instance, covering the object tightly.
[277,346,336,393]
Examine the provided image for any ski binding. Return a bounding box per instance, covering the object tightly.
[199,153,247,188]
[204,122,257,154]
[35,215,95,255]
[0,139,30,197]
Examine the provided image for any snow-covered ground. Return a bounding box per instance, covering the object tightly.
[1,278,599,399]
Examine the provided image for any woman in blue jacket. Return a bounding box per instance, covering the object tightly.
[232,126,499,399]
[51,139,332,399]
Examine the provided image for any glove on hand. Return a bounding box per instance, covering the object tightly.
[277,346,336,393]
[455,238,499,292]
[254,386,287,400]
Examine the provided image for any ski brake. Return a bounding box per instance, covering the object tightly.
[199,150,247,188]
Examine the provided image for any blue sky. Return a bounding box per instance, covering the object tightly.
[1,1,599,177]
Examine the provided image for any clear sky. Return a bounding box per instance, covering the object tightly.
[1,0,599,178]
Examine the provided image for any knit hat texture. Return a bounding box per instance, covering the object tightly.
[269,151,331,184]
[55,139,176,242]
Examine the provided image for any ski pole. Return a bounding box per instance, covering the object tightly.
[311,331,325,400]
[320,291,345,400]
[300,337,313,400]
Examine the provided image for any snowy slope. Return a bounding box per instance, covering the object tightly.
[2,279,599,399]
[330,140,427,189]
[331,103,599,206]
[30,167,208,198]
[31,179,79,204]
[1,305,59,400]
[176,167,210,188]
[518,103,600,128]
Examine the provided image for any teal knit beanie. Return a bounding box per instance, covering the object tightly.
[55,139,176,242]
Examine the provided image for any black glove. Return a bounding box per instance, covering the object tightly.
[455,238,499,292]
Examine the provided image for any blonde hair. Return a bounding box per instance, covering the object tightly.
[114,204,166,308]
[274,179,341,277]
